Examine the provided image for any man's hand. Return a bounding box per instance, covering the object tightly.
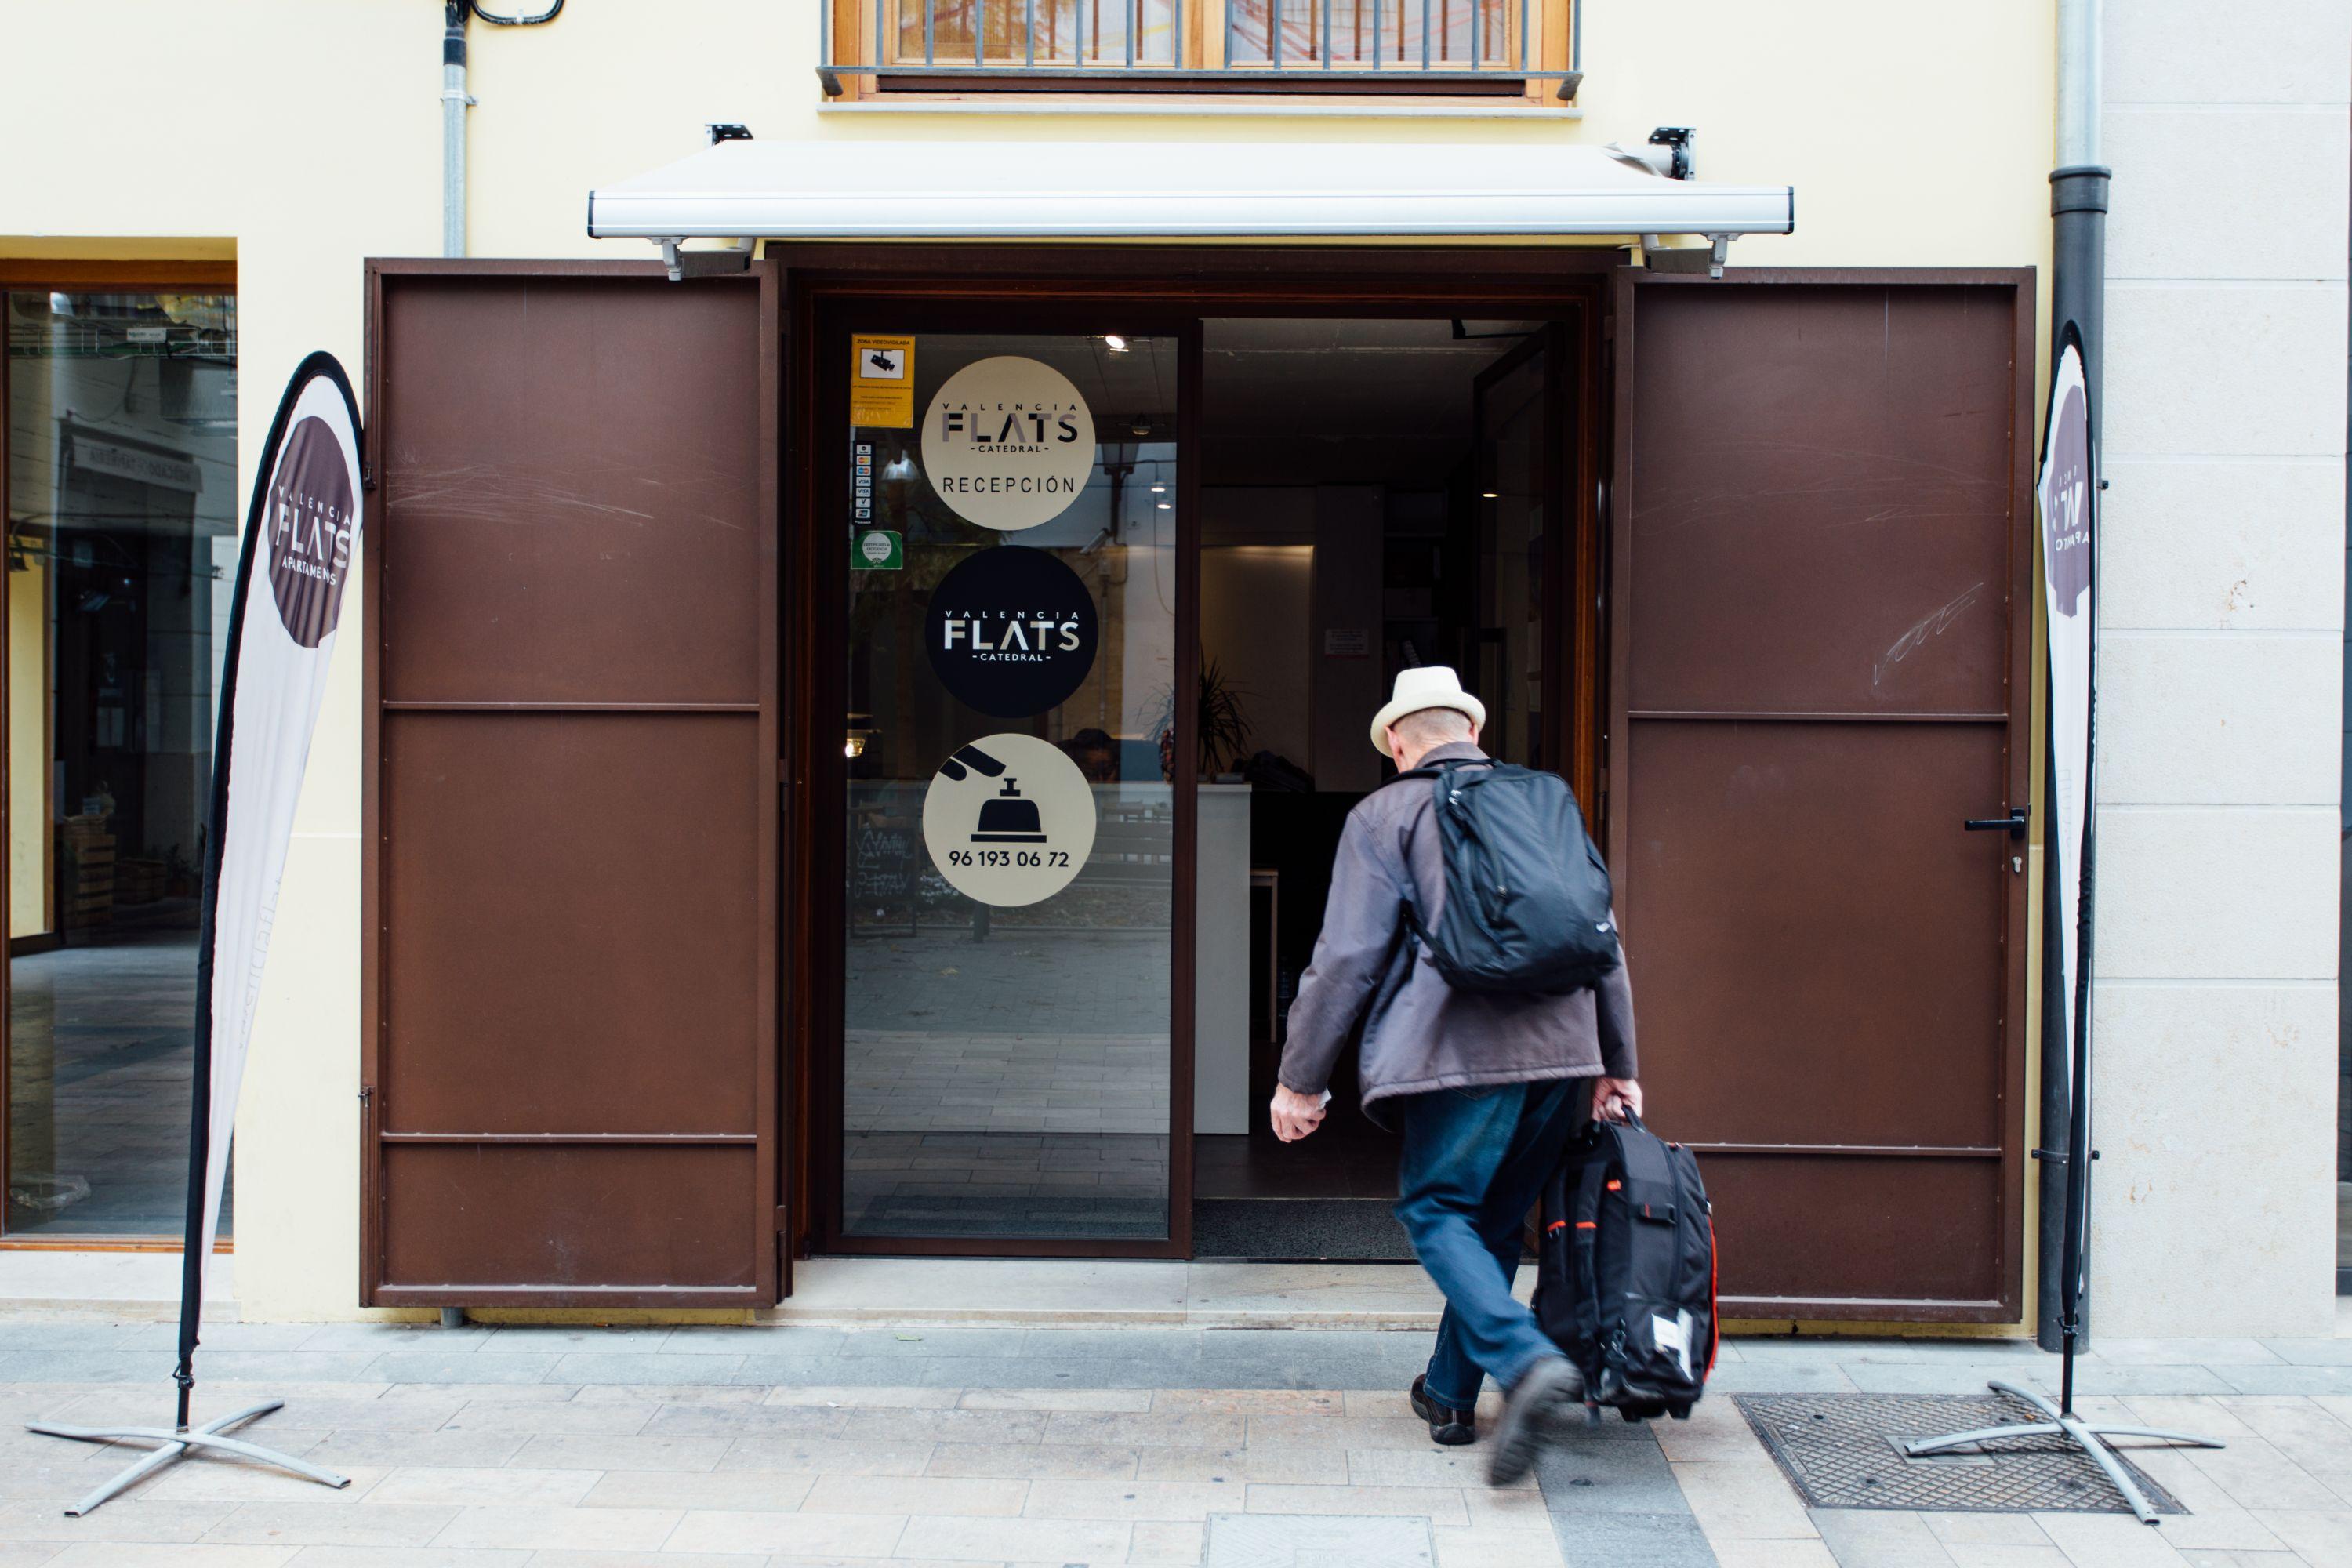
[1270,1085,1327,1143]
[1593,1077,1643,1123]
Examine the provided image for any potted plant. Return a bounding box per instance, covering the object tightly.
[1154,660,1254,781]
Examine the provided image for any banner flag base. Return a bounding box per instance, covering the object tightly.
[26,1400,350,1518]
[1902,1378,2222,1526]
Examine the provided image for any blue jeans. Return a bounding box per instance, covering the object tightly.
[1395,1077,1591,1410]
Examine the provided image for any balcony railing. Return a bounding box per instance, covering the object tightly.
[820,0,1581,99]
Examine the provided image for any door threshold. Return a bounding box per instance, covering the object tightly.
[764,1257,1530,1329]
[0,1247,236,1314]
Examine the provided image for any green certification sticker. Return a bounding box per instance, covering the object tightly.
[853,528,903,571]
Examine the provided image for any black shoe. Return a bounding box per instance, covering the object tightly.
[1487,1356,1584,1487]
[1409,1374,1476,1446]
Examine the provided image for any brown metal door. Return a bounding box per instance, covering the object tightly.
[363,260,782,1308]
[1608,269,2034,1322]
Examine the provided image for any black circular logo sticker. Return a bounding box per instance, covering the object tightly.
[265,415,357,648]
[924,546,1099,718]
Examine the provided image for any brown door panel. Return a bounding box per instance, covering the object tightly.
[364,262,783,1309]
[377,278,766,707]
[1625,719,2009,1150]
[380,1145,760,1301]
[380,711,763,1135]
[1703,1154,2007,1313]
[1623,284,2018,720]
[1609,269,2034,1323]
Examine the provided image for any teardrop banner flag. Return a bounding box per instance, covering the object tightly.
[21,353,364,1519]
[2038,338,2093,1073]
[2038,330,2102,1354]
[178,352,365,1401]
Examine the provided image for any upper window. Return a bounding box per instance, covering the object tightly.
[822,0,1580,103]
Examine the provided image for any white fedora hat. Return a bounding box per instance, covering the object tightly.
[1370,666,1487,758]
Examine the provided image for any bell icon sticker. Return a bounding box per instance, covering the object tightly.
[921,732,1098,907]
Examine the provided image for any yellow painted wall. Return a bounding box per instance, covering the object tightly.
[0,0,2056,1319]
[8,557,45,940]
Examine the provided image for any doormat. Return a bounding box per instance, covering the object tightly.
[1734,1391,2185,1515]
[847,1192,1167,1240]
[1191,1198,1415,1262]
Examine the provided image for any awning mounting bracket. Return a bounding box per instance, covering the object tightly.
[653,236,754,283]
[1641,234,1736,279]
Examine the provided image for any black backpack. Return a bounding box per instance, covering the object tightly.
[1535,1115,1718,1421]
[1392,760,1621,993]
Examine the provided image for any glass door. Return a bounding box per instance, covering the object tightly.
[829,324,1185,1250]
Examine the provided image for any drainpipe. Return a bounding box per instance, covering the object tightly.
[2038,0,2110,1353]
[441,0,472,257]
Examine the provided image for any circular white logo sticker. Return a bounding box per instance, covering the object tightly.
[921,731,1098,907]
[921,356,1096,532]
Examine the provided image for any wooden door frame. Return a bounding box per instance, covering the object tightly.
[1606,264,2038,1323]
[0,260,238,1251]
[778,245,1611,1265]
[1466,320,1598,800]
[361,256,784,1308]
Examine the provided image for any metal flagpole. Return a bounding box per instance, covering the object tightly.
[1899,0,2227,1493]
[22,354,364,1514]
[1902,348,2225,1515]
[1903,441,2224,1514]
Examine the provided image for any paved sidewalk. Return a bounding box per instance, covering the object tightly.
[0,1318,2349,1566]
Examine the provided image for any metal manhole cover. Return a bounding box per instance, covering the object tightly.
[1734,1392,2186,1515]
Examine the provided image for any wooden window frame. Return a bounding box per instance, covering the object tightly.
[822,0,1578,105]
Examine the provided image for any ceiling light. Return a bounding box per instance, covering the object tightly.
[1149,484,1166,493]
[1481,492,1500,499]
[1156,503,1171,510]
[1103,335,1130,352]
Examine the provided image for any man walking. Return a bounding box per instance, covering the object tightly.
[1270,666,1639,1485]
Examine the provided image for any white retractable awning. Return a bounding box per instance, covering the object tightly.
[586,138,1794,243]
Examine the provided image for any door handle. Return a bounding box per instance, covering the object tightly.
[1964,807,2028,840]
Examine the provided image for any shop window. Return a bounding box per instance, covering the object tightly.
[2,287,237,1240]
[821,0,1581,101]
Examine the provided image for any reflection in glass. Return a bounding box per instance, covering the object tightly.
[897,0,1179,65]
[5,290,238,1236]
[1225,0,1515,66]
[842,332,1178,1241]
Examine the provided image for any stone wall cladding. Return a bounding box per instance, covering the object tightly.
[2092,0,2351,1335]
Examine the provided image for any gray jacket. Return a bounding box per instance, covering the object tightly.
[1277,742,1637,1120]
